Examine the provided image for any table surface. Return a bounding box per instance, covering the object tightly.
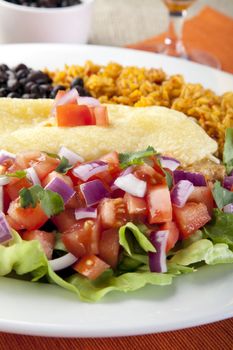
[1,0,233,348]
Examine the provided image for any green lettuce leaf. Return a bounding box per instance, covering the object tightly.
[119,222,156,256]
[223,128,233,175]
[170,239,233,266]
[203,209,233,248]
[212,181,233,210]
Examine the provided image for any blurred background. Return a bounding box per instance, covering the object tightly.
[90,0,233,46]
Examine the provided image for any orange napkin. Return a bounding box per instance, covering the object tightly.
[127,6,233,74]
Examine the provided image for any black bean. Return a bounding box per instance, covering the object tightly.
[0,64,9,72]
[7,92,20,98]
[22,93,31,99]
[16,69,28,79]
[30,84,40,94]
[7,79,19,91]
[14,63,28,72]
[0,88,8,97]
[0,71,8,83]
[71,77,84,88]
[24,81,34,92]
[4,0,82,7]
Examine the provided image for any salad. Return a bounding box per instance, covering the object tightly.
[0,97,233,302]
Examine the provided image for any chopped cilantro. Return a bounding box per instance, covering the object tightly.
[55,156,73,174]
[6,170,27,179]
[19,185,64,217]
[212,181,233,210]
[119,146,157,169]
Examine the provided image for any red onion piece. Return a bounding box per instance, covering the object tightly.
[0,187,3,212]
[160,156,180,171]
[72,161,108,182]
[114,173,147,198]
[55,88,79,107]
[149,230,169,273]
[223,203,233,213]
[49,253,78,271]
[26,167,41,185]
[0,176,10,186]
[58,146,84,165]
[80,179,109,206]
[45,177,75,204]
[173,170,206,186]
[75,207,97,220]
[77,96,100,106]
[223,176,233,191]
[171,180,194,208]
[0,211,13,244]
[0,150,15,164]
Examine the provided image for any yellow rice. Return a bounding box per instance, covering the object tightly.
[45,61,233,155]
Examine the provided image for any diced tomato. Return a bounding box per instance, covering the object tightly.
[173,202,211,239]
[42,171,73,188]
[52,208,77,232]
[187,186,214,215]
[99,198,127,229]
[65,192,83,209]
[56,104,95,127]
[22,230,55,260]
[134,164,165,185]
[7,199,48,230]
[93,106,109,126]
[160,221,179,252]
[5,177,32,201]
[61,219,100,257]
[99,228,120,268]
[147,184,172,224]
[73,254,109,280]
[15,151,59,180]
[124,193,147,217]
[5,214,24,231]
[99,151,120,170]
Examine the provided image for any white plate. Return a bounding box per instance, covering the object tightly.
[0,44,232,338]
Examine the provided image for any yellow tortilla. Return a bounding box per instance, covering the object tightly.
[0,98,217,166]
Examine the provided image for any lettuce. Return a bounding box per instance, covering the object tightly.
[170,239,233,266]
[119,222,155,255]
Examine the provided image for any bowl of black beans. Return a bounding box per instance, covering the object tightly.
[0,0,93,43]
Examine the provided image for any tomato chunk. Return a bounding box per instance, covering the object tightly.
[134,164,165,185]
[73,255,110,280]
[99,198,127,229]
[147,184,172,224]
[187,186,213,215]
[7,200,48,230]
[99,228,120,268]
[56,104,95,127]
[93,106,109,126]
[62,219,100,257]
[173,202,211,239]
[52,208,77,232]
[5,177,32,201]
[124,193,147,217]
[22,230,55,260]
[99,151,119,170]
[160,221,179,252]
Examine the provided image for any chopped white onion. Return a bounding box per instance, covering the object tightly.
[26,167,41,185]
[77,96,100,106]
[114,173,147,198]
[58,146,84,165]
[75,207,97,220]
[0,176,10,186]
[49,253,78,271]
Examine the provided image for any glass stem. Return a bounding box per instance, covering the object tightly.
[164,11,187,57]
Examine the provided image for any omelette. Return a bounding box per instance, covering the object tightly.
[0,98,217,167]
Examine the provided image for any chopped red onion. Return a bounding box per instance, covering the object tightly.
[0,176,10,186]
[160,156,180,171]
[0,150,15,164]
[75,207,97,220]
[45,177,75,204]
[171,180,194,208]
[0,211,13,244]
[114,173,147,198]
[26,167,41,185]
[173,170,206,186]
[0,187,3,212]
[223,176,233,191]
[55,88,79,107]
[58,146,84,165]
[223,203,233,214]
[77,96,100,106]
[49,253,78,271]
[73,161,108,182]
[149,230,169,273]
[80,179,109,206]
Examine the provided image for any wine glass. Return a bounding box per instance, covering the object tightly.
[157,0,221,68]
